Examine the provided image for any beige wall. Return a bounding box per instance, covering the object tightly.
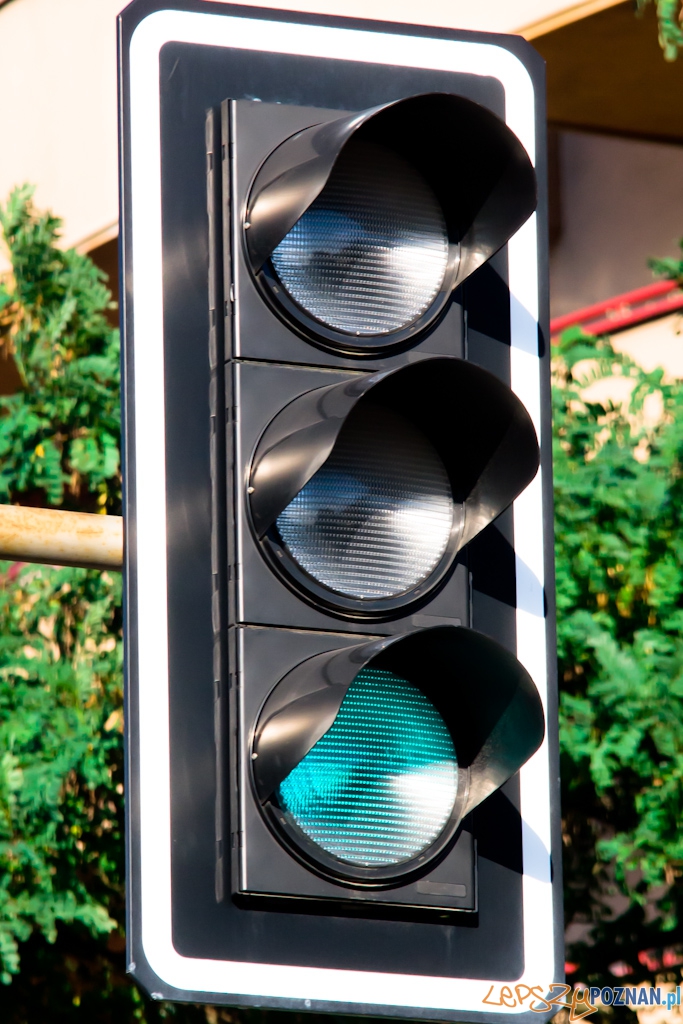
[0,0,123,254]
[614,313,683,380]
[0,0,621,261]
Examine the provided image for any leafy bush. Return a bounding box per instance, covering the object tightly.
[637,0,683,61]
[0,187,142,1022]
[0,183,120,513]
[555,327,683,981]
[0,566,122,983]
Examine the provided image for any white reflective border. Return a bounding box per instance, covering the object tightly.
[128,8,555,1011]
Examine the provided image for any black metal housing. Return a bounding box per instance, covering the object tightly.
[249,356,540,621]
[120,1,562,1015]
[234,624,478,914]
[234,359,472,634]
[227,96,469,367]
[246,93,536,351]
[252,625,544,886]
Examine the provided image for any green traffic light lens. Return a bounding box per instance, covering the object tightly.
[269,140,449,338]
[276,667,458,868]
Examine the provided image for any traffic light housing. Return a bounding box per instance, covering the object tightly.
[243,92,536,352]
[120,2,562,1017]
[246,625,544,900]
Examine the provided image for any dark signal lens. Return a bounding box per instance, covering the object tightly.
[269,140,449,338]
[274,403,454,601]
[276,666,458,867]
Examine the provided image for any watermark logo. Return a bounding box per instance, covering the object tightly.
[482,983,682,1019]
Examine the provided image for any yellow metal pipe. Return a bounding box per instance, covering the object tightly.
[0,504,123,571]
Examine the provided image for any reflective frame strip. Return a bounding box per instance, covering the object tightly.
[128,7,554,1009]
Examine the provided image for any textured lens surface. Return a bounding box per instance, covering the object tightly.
[270,140,449,337]
[276,667,458,867]
[275,404,454,600]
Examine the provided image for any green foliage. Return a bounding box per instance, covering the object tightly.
[0,564,123,986]
[0,186,125,987]
[637,0,683,61]
[649,237,683,287]
[0,184,120,513]
[555,327,683,979]
[0,187,135,1021]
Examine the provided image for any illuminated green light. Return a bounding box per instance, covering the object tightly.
[276,667,457,867]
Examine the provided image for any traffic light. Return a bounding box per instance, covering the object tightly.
[120,1,562,1017]
[249,625,545,894]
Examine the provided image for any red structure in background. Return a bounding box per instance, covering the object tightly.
[550,280,683,340]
